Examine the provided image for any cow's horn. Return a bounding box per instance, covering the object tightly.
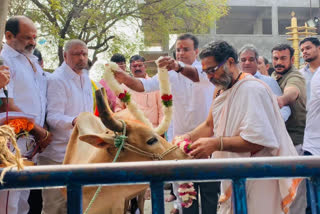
[95,88,123,132]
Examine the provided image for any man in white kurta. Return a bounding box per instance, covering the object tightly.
[180,41,305,214]
[303,67,320,155]
[0,16,51,214]
[38,39,93,214]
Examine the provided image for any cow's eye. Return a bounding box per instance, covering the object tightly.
[146,137,158,145]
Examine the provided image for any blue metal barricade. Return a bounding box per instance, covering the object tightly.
[1,156,320,214]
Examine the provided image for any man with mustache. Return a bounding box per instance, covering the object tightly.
[115,55,163,128]
[39,39,93,214]
[271,44,306,152]
[239,44,291,121]
[0,16,52,214]
[179,40,305,214]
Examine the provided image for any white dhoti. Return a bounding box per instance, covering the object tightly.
[211,76,306,214]
[0,190,30,214]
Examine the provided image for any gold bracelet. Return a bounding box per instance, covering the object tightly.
[41,130,49,142]
[220,136,224,151]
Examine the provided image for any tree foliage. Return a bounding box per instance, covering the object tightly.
[8,0,228,65]
[141,0,229,47]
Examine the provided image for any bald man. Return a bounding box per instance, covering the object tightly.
[0,16,51,214]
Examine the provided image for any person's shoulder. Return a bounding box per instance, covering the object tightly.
[47,66,65,81]
[287,68,304,79]
[238,77,267,94]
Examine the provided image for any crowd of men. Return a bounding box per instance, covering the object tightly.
[0,14,319,214]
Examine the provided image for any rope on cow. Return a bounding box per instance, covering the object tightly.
[0,125,24,184]
[84,120,127,214]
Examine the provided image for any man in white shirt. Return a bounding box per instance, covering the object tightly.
[238,44,291,122]
[38,39,93,214]
[0,16,51,214]
[299,37,320,102]
[114,33,219,214]
[299,37,320,156]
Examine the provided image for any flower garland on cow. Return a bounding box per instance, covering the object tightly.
[102,57,197,208]
[102,56,172,135]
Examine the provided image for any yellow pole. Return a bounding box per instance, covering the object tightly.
[289,12,300,69]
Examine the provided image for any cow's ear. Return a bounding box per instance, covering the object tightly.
[79,134,114,148]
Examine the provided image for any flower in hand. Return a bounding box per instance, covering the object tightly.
[6,118,34,135]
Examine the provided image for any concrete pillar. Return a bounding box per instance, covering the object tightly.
[254,16,263,34]
[210,20,217,35]
[0,0,9,50]
[272,4,279,36]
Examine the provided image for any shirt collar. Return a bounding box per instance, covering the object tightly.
[253,71,262,78]
[62,62,83,80]
[2,43,40,62]
[2,43,23,58]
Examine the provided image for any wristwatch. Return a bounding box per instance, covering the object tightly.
[176,61,185,73]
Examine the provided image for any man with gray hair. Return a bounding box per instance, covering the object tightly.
[38,39,93,214]
[239,44,291,121]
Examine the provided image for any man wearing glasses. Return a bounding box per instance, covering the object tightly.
[178,40,305,214]
[113,33,219,214]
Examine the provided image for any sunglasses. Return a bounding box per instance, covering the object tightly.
[202,60,227,75]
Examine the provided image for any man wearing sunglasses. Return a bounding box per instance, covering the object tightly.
[178,40,305,214]
[113,33,219,214]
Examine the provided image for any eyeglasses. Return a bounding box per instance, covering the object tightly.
[202,60,226,75]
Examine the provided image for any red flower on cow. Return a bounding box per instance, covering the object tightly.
[118,90,131,103]
[161,94,173,107]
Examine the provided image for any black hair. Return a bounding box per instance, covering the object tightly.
[177,33,199,50]
[199,40,239,64]
[5,17,20,36]
[33,48,43,62]
[129,55,145,64]
[262,57,269,65]
[299,37,320,47]
[110,53,126,63]
[271,44,294,58]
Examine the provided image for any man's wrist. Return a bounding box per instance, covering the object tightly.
[176,61,185,73]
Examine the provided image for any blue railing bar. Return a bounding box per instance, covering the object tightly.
[308,178,318,214]
[67,184,82,214]
[232,178,248,214]
[313,177,320,214]
[1,157,320,190]
[150,182,164,214]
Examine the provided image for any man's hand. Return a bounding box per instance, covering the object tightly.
[31,124,52,152]
[189,137,218,159]
[158,56,179,71]
[0,66,10,89]
[277,96,286,108]
[113,67,129,84]
[172,133,191,145]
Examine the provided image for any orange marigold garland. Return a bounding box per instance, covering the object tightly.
[5,118,34,136]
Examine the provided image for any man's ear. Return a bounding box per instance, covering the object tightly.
[5,31,13,41]
[79,134,114,149]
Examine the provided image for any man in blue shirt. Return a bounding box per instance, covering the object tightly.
[239,44,291,121]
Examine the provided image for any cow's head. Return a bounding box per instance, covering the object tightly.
[78,89,189,162]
